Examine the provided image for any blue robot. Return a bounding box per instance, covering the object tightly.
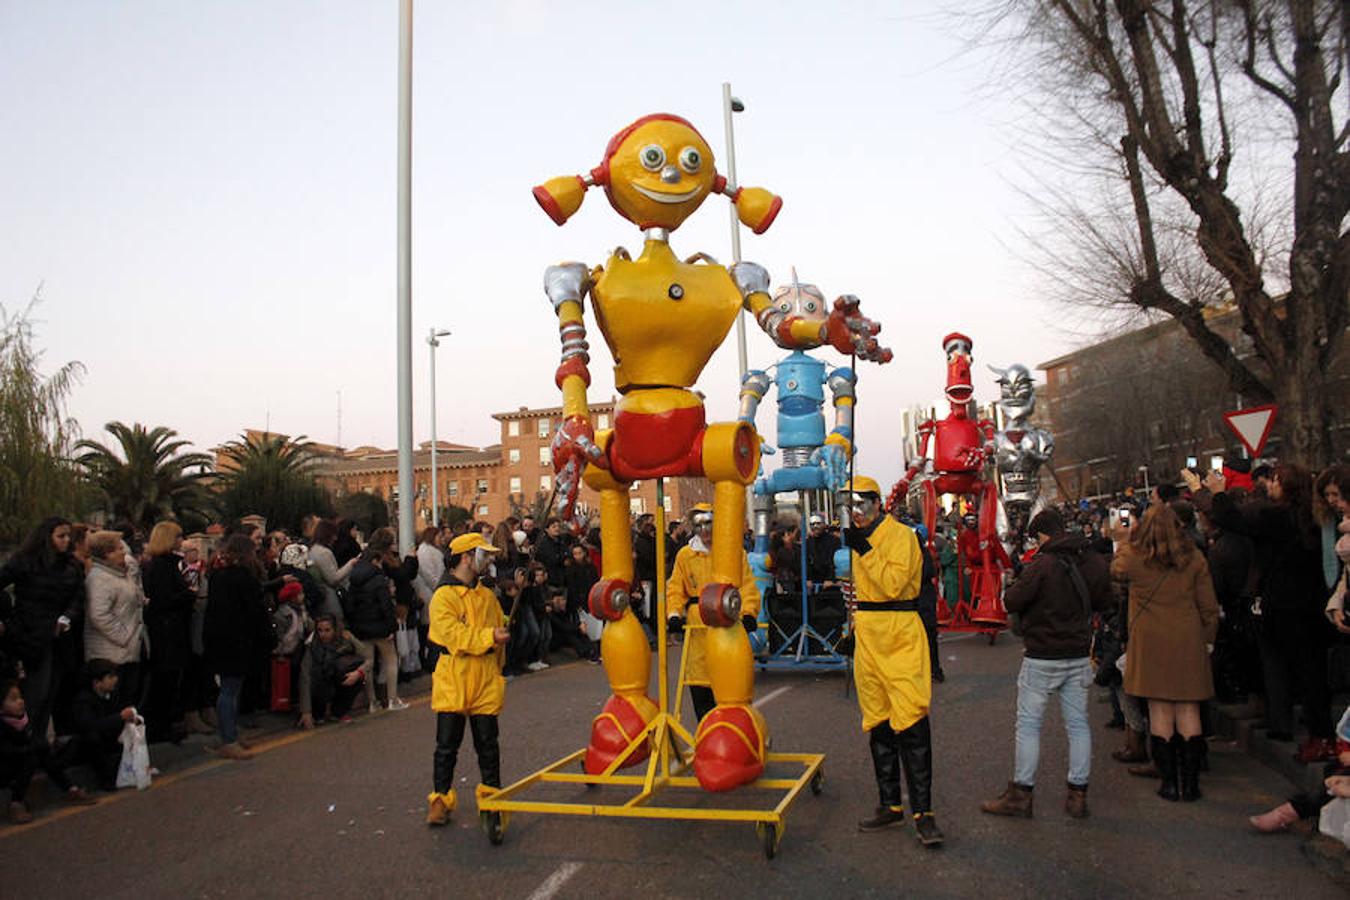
[735,274,891,670]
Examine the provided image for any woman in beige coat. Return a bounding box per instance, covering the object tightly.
[1112,504,1219,803]
[84,530,148,704]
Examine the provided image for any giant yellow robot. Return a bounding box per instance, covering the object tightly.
[533,113,885,792]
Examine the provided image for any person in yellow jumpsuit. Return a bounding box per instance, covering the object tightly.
[666,504,762,723]
[425,533,509,827]
[844,477,944,847]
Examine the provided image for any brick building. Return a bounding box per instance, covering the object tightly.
[309,401,713,527]
[1038,308,1350,499]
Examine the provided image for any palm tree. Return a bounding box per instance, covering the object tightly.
[76,422,215,531]
[216,431,333,532]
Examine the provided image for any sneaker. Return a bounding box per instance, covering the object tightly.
[339,715,353,724]
[63,787,98,807]
[914,813,945,847]
[215,742,254,761]
[857,806,907,832]
[536,660,550,669]
[526,661,546,672]
[387,698,410,711]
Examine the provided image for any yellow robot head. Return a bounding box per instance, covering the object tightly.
[532,113,782,234]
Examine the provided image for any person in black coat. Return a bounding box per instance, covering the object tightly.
[0,517,85,745]
[1198,465,1334,759]
[141,523,196,743]
[2,678,96,821]
[534,518,570,585]
[203,535,274,759]
[343,528,405,711]
[71,658,135,790]
[563,544,599,617]
[331,519,362,567]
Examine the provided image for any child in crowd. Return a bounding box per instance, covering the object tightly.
[2,679,98,822]
[71,658,138,791]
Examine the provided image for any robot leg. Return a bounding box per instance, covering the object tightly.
[580,464,658,774]
[692,422,767,792]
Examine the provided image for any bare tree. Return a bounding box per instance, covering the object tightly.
[989,0,1347,464]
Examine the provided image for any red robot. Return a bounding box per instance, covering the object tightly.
[887,333,1009,635]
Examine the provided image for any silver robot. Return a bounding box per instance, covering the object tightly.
[989,364,1054,546]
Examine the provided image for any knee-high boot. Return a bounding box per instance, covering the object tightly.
[469,714,501,789]
[895,716,934,816]
[433,713,467,794]
[858,723,906,831]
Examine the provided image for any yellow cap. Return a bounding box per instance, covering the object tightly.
[691,502,713,513]
[449,533,500,556]
[845,476,882,495]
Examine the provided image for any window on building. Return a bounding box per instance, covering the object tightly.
[537,418,551,438]
[476,478,488,493]
[478,505,489,516]
[539,474,552,491]
[508,448,520,464]
[663,495,672,511]
[507,420,520,437]
[630,498,645,515]
[538,446,550,465]
[447,481,458,497]
[509,476,521,494]
[597,413,610,429]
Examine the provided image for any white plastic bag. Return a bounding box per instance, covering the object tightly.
[396,622,421,673]
[577,609,604,642]
[1319,798,1350,848]
[116,714,152,790]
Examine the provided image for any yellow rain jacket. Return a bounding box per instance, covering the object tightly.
[851,516,930,733]
[667,543,760,687]
[429,576,505,716]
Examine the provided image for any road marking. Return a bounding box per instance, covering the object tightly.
[0,693,433,839]
[527,862,583,900]
[753,686,792,709]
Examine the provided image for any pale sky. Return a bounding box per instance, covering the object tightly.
[0,1,1095,492]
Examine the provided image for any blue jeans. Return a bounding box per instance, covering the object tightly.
[1014,656,1092,788]
[217,675,244,745]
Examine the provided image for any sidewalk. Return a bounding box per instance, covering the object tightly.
[1211,697,1350,882]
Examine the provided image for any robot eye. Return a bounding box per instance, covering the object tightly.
[779,301,792,312]
[639,144,665,171]
[805,301,817,312]
[678,146,702,173]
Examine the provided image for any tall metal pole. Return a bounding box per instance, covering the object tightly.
[395,0,415,555]
[722,83,747,379]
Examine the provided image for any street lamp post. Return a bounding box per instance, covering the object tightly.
[427,328,451,527]
[1139,465,1150,495]
[721,83,748,380]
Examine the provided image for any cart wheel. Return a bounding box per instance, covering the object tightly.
[810,769,825,796]
[755,822,779,860]
[480,811,505,846]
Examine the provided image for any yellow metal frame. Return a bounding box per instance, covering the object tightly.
[477,478,825,855]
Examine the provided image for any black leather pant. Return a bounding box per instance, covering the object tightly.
[869,716,934,814]
[433,712,501,794]
[689,686,716,723]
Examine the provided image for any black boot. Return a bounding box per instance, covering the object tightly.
[1180,736,1204,802]
[433,713,467,794]
[859,723,906,831]
[897,717,943,847]
[1151,735,1179,802]
[469,714,501,789]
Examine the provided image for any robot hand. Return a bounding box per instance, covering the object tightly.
[551,415,605,519]
[823,296,892,363]
[810,443,849,491]
[544,262,591,309]
[885,479,910,516]
[729,261,770,298]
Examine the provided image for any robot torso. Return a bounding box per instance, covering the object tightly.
[772,351,828,456]
[592,240,741,392]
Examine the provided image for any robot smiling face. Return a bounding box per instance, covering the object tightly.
[599,115,718,231]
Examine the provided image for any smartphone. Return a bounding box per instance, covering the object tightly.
[1210,456,1224,472]
[1118,509,1131,528]
[1186,455,1198,470]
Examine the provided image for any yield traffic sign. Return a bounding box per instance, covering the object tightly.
[1223,404,1278,458]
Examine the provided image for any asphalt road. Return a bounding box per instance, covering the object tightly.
[4,633,1343,899]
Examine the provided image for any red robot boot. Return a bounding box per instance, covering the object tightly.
[692,583,767,792]
[583,579,660,774]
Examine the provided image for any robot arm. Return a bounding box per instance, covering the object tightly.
[544,263,605,519]
[886,422,933,513]
[737,370,772,425]
[809,367,857,491]
[821,296,892,363]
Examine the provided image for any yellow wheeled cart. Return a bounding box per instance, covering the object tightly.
[477,480,825,859]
